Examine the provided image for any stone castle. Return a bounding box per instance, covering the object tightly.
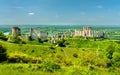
[74,26,108,38]
[29,28,48,41]
[12,27,21,36]
[11,27,48,41]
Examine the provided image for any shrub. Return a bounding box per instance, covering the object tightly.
[31,57,42,63]
[8,36,21,44]
[0,32,8,41]
[41,60,61,72]
[8,52,42,63]
[0,45,7,62]
[104,44,115,59]
[80,51,97,66]
[95,59,106,67]
[88,65,95,71]
[112,52,120,67]
[73,53,78,58]
[56,39,66,47]
[8,52,30,63]
[63,59,72,66]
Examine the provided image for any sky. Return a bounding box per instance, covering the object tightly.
[0,0,120,25]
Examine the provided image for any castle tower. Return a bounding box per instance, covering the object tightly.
[83,26,92,37]
[12,27,21,36]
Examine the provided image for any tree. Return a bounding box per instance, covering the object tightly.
[56,39,66,47]
[9,35,21,44]
[0,32,7,41]
[105,44,115,59]
[112,52,120,67]
[0,45,7,62]
[104,44,116,67]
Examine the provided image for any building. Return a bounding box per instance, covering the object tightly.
[12,27,21,36]
[74,26,108,38]
[29,28,48,41]
[74,26,93,37]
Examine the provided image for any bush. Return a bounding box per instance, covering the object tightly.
[8,36,21,44]
[63,59,72,66]
[112,52,120,67]
[56,39,66,47]
[0,32,7,41]
[31,57,42,63]
[8,52,42,63]
[80,51,97,66]
[41,60,61,72]
[0,45,7,62]
[8,52,30,63]
[73,53,78,58]
[104,44,115,59]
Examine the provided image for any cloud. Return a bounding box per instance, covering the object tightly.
[28,12,35,16]
[96,5,103,8]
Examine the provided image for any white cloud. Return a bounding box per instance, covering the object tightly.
[96,5,103,9]
[28,12,35,16]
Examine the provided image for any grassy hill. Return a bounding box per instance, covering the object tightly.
[0,38,120,75]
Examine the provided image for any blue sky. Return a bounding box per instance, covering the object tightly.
[0,0,120,25]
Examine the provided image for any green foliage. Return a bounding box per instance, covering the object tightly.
[0,36,120,74]
[56,39,66,47]
[112,52,120,67]
[8,52,42,63]
[73,53,78,58]
[0,44,7,62]
[0,32,7,41]
[104,44,115,59]
[9,36,21,44]
[41,60,61,72]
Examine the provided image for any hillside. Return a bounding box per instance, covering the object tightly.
[0,37,120,75]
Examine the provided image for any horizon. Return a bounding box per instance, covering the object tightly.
[0,24,120,28]
[0,0,120,25]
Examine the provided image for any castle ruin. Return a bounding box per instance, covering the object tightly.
[12,27,21,36]
[29,28,48,41]
[74,26,108,38]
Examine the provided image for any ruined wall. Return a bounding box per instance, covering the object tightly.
[74,26,108,38]
[12,27,21,36]
[29,28,48,41]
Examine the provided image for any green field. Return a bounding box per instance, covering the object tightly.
[0,37,120,75]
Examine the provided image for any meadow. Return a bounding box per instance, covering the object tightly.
[0,37,120,75]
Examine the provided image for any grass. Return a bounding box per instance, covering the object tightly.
[0,38,120,75]
[0,64,119,75]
